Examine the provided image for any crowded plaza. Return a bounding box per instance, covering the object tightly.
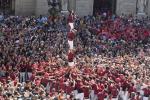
[0,9,150,100]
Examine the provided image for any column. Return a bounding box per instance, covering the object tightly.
[61,0,69,15]
[68,0,76,11]
[112,0,117,14]
[61,0,68,11]
[12,0,15,13]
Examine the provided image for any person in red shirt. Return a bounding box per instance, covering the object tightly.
[82,86,90,99]
[144,30,149,38]
[68,30,75,49]
[81,80,90,99]
[68,50,74,62]
[97,66,106,76]
[26,62,33,80]
[67,10,75,23]
[68,30,75,41]
[128,83,136,97]
[97,81,106,100]
[109,83,119,100]
[97,91,106,100]
[64,79,74,94]
[9,70,16,80]
[68,10,76,31]
[143,87,150,100]
[41,75,49,87]
[92,82,99,95]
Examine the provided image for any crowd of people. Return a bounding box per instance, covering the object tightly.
[0,12,150,100]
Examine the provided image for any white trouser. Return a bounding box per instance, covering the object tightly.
[68,40,73,49]
[94,94,98,100]
[46,82,50,93]
[140,90,144,95]
[20,72,26,83]
[68,62,74,67]
[69,23,74,31]
[89,90,95,100]
[75,93,84,100]
[73,90,78,97]
[143,96,149,100]
[119,91,128,100]
[112,98,118,100]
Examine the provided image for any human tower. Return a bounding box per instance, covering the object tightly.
[67,11,76,67]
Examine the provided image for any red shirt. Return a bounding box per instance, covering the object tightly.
[13,80,18,86]
[59,83,65,91]
[143,88,150,96]
[0,95,4,100]
[41,78,49,86]
[68,14,74,23]
[144,30,149,37]
[19,64,26,72]
[109,85,118,98]
[98,92,105,100]
[9,72,16,80]
[68,31,75,41]
[68,52,74,62]
[82,87,89,98]
[76,80,82,89]
[98,84,104,92]
[128,85,136,94]
[66,85,74,94]
[98,69,105,76]
[84,68,92,74]
[0,77,6,83]
[92,84,98,94]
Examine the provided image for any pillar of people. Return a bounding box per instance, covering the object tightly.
[67,10,76,67]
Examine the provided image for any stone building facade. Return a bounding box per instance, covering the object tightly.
[5,0,150,16]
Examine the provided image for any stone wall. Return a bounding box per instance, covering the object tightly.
[148,0,150,16]
[116,0,137,15]
[14,0,150,17]
[15,0,35,16]
[35,0,49,16]
[75,0,93,16]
